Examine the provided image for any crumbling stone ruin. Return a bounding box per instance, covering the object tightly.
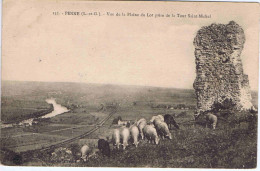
[193,21,253,113]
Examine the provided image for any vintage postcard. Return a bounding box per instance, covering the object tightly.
[1,0,259,168]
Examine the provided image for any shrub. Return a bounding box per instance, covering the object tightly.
[0,148,23,165]
[211,98,236,112]
[50,147,75,163]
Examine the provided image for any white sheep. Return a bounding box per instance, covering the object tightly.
[205,113,218,129]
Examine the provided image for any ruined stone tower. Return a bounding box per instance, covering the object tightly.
[193,21,253,113]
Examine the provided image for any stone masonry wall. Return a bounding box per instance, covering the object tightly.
[193,21,253,113]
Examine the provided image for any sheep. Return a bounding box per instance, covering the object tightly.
[164,114,179,129]
[205,113,217,129]
[112,129,120,149]
[98,139,110,157]
[136,118,146,127]
[130,125,139,147]
[143,125,159,145]
[120,127,130,150]
[150,115,164,123]
[153,119,172,140]
[137,119,147,140]
[80,144,91,162]
[157,115,164,122]
[194,112,218,129]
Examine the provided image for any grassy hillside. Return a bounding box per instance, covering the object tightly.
[2,108,256,168]
[0,80,258,168]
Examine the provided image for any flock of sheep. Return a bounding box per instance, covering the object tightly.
[80,114,180,161]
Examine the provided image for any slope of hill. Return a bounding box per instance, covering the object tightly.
[0,80,257,168]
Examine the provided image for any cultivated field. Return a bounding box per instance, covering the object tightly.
[0,81,258,168]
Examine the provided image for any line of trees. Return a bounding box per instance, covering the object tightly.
[151,103,196,110]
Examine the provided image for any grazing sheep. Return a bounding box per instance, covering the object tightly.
[194,112,218,129]
[112,129,120,149]
[205,113,218,129]
[130,125,139,147]
[154,119,172,140]
[98,139,110,157]
[143,125,160,145]
[120,127,130,150]
[157,115,164,122]
[150,115,164,123]
[153,118,162,127]
[137,119,147,140]
[164,114,179,129]
[80,144,91,162]
[118,120,128,126]
[136,118,146,126]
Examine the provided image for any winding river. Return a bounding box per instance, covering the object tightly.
[41,98,69,118]
[1,98,70,128]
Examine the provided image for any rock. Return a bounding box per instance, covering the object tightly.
[193,21,253,113]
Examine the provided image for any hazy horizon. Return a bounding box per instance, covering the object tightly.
[1,79,259,92]
[1,79,194,89]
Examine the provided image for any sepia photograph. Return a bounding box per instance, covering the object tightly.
[0,0,259,168]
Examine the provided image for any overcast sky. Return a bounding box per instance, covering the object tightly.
[2,1,259,90]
